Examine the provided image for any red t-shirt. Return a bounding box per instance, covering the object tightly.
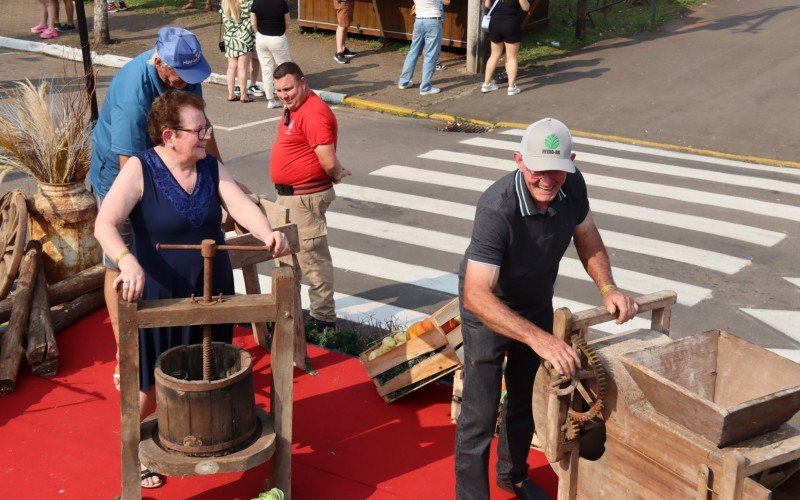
[269,92,338,186]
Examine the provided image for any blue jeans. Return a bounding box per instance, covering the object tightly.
[398,18,443,92]
[454,303,550,499]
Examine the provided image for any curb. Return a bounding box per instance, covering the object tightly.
[0,36,347,107]
[2,36,798,169]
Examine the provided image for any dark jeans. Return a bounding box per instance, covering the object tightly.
[454,307,551,499]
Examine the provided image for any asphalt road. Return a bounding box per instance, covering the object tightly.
[2,49,799,363]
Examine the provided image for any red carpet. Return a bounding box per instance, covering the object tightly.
[0,309,557,499]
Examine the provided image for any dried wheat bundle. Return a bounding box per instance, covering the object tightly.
[0,80,92,184]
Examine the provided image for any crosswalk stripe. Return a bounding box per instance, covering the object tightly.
[326,213,710,306]
[367,166,748,274]
[767,349,800,363]
[576,151,800,197]
[335,184,476,220]
[233,268,649,335]
[582,172,800,223]
[232,269,428,326]
[595,230,749,275]
[327,248,650,334]
[786,277,800,289]
[419,149,785,246]
[740,309,800,345]
[499,129,800,177]
[461,137,800,198]
[588,199,784,247]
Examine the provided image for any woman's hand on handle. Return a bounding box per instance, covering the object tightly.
[263,231,290,257]
[112,256,146,302]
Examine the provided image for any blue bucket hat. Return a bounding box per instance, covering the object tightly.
[155,27,211,84]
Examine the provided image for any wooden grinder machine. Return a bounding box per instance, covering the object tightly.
[533,291,800,499]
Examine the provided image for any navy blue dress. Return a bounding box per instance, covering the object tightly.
[130,149,234,391]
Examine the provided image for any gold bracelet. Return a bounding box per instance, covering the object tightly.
[599,284,617,296]
[114,249,131,266]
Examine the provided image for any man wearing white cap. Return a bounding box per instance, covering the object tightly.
[89,26,219,490]
[455,118,638,499]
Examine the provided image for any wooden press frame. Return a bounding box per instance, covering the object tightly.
[117,213,302,500]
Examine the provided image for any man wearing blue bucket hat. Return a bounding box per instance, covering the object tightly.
[89,26,218,490]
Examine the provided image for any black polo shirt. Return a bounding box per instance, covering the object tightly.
[459,168,590,322]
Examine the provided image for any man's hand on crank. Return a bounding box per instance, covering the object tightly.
[531,334,582,378]
[603,289,639,324]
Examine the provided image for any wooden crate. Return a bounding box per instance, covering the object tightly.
[359,298,462,403]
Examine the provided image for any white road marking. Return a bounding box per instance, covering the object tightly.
[232,269,428,326]
[785,277,800,289]
[368,166,748,274]
[328,248,650,334]
[419,149,785,246]
[214,116,281,131]
[741,309,800,345]
[335,184,476,220]
[233,268,648,335]
[461,137,800,197]
[583,172,800,223]
[767,349,800,363]
[499,129,800,177]
[326,213,710,305]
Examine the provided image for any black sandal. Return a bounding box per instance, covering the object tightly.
[140,468,163,489]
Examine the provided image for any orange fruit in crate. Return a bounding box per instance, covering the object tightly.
[406,318,435,340]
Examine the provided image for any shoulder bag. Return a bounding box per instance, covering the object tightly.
[481,0,500,31]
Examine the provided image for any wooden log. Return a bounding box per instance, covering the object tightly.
[26,248,58,377]
[51,288,105,334]
[0,263,104,323]
[0,241,41,393]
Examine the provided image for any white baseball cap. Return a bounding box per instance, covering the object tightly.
[519,118,575,173]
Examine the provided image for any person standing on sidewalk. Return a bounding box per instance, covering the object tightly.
[221,0,256,103]
[270,62,351,331]
[89,30,220,490]
[455,118,638,499]
[55,0,76,33]
[397,0,450,96]
[251,0,292,109]
[481,0,528,96]
[31,0,58,40]
[332,0,357,64]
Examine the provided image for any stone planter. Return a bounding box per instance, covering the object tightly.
[28,182,102,283]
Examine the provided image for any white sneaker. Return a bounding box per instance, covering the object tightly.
[419,87,441,95]
[267,98,283,109]
[481,82,499,93]
[507,85,521,96]
[398,80,413,90]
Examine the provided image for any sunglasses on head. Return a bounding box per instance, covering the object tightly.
[283,107,290,126]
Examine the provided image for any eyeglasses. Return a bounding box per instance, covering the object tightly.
[175,125,213,140]
[283,108,290,126]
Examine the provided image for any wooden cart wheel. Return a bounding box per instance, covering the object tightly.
[0,189,29,299]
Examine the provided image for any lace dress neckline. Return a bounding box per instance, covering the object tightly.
[139,149,214,228]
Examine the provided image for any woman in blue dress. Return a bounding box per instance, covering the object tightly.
[94,90,288,488]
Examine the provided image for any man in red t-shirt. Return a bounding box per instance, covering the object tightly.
[270,62,351,330]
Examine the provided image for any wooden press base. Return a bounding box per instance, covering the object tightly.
[139,406,276,477]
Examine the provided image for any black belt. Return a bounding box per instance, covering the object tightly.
[417,17,441,20]
[275,179,333,196]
